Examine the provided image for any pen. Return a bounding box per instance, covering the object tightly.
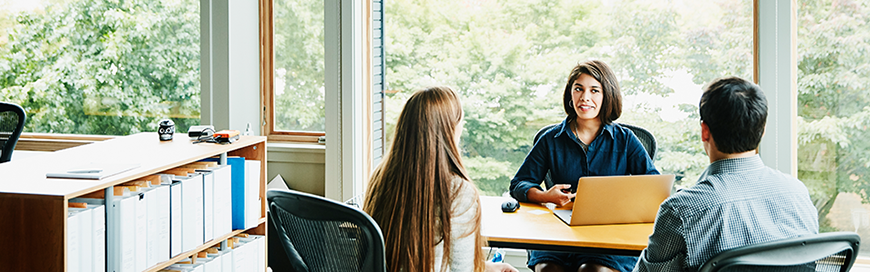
[68,169,103,174]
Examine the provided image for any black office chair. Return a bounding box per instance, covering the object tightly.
[0,102,26,163]
[267,189,386,272]
[697,232,861,272]
[533,122,657,189]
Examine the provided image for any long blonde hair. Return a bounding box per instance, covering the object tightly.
[364,86,485,272]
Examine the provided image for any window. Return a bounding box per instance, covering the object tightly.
[0,0,201,135]
[797,0,870,256]
[267,0,326,139]
[385,0,752,196]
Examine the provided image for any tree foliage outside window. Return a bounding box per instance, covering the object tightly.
[272,0,325,132]
[0,0,200,135]
[385,0,751,195]
[385,0,870,255]
[796,0,870,252]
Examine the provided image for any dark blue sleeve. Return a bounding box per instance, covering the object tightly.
[510,137,550,202]
[626,130,660,175]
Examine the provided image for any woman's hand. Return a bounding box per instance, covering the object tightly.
[485,261,519,272]
[527,184,575,207]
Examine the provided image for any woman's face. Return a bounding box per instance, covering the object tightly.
[571,73,604,122]
[454,112,465,149]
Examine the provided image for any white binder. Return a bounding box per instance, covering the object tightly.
[69,198,106,272]
[181,173,205,252]
[134,191,147,272]
[92,204,106,272]
[112,194,137,272]
[212,165,233,237]
[200,170,216,242]
[170,180,183,257]
[245,160,261,229]
[67,209,82,272]
[145,184,171,267]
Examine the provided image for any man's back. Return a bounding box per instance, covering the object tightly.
[634,155,819,271]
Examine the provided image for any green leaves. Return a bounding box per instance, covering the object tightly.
[386,0,751,195]
[0,0,201,135]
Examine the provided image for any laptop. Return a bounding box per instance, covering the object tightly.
[553,174,675,226]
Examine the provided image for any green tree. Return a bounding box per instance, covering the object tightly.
[796,0,870,232]
[273,0,325,131]
[386,0,750,195]
[0,0,200,135]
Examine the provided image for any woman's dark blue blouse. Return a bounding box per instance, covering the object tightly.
[509,118,660,202]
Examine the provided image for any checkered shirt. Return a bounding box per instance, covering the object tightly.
[633,155,819,272]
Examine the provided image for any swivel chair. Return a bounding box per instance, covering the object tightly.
[0,102,26,163]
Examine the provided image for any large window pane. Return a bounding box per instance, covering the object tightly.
[385,0,752,195]
[797,0,870,256]
[272,0,325,132]
[0,0,200,135]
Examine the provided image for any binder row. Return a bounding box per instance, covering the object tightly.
[159,234,266,272]
[67,158,262,272]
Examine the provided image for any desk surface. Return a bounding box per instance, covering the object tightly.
[480,196,653,256]
[0,133,266,198]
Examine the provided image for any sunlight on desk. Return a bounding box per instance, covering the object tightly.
[480,196,653,256]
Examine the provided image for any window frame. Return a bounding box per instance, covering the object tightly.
[259,0,328,144]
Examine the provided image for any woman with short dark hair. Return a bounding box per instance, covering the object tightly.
[510,60,659,272]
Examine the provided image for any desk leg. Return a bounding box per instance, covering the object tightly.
[104,186,115,272]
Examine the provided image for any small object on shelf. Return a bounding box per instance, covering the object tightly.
[159,119,176,141]
[214,130,240,144]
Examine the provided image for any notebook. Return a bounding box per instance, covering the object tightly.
[46,163,140,180]
[553,174,675,226]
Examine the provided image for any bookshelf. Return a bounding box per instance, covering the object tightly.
[0,132,267,272]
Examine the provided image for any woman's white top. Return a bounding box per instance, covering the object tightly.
[433,176,480,272]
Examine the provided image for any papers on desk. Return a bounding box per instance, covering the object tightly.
[47,163,140,180]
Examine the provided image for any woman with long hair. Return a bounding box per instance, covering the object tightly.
[364,86,517,272]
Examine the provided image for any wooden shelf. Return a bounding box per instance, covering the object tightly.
[0,133,268,272]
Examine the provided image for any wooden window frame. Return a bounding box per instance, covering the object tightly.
[260,0,331,144]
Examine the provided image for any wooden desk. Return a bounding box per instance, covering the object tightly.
[480,196,652,256]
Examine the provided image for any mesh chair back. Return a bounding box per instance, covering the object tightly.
[0,102,26,163]
[533,122,656,188]
[698,232,860,272]
[618,122,656,159]
[267,189,386,272]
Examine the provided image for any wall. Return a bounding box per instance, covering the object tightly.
[266,144,326,196]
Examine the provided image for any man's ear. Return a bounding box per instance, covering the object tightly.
[700,121,711,142]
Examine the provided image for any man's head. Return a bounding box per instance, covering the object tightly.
[699,77,768,154]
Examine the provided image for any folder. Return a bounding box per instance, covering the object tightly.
[237,235,265,272]
[199,169,215,243]
[210,164,233,237]
[170,180,183,257]
[204,156,250,230]
[72,206,94,272]
[70,198,106,272]
[145,184,171,267]
[67,209,82,272]
[92,203,107,272]
[251,235,265,272]
[180,173,205,252]
[134,190,147,272]
[203,250,223,272]
[47,163,140,179]
[112,193,138,272]
[168,262,205,272]
[220,247,234,272]
[245,160,261,229]
[232,237,254,272]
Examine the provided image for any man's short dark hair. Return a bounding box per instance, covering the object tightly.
[699,77,768,154]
